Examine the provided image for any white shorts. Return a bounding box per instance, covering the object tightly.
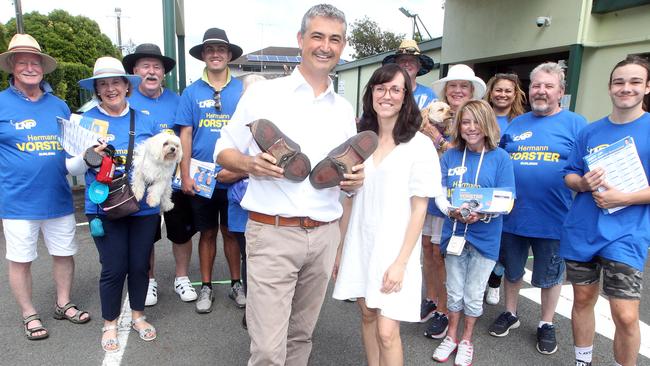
[4,214,77,262]
[421,214,444,244]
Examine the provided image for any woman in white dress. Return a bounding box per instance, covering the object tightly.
[332,63,442,366]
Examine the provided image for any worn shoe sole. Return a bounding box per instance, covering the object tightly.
[248,119,311,182]
[309,130,378,189]
[488,319,520,337]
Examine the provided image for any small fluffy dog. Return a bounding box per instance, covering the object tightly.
[132,132,182,212]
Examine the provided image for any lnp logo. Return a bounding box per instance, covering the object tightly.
[448,166,467,176]
[12,119,37,130]
[513,131,533,141]
[198,99,216,109]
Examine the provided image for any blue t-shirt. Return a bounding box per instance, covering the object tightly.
[0,84,73,219]
[414,83,436,110]
[227,178,249,233]
[82,106,159,216]
[175,76,242,190]
[128,88,180,134]
[497,115,510,138]
[561,113,650,271]
[501,110,587,239]
[439,147,515,260]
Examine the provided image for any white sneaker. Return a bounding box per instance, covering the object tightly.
[485,286,500,305]
[174,276,197,302]
[454,339,474,366]
[432,336,457,363]
[145,279,158,306]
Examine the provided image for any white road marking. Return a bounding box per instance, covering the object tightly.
[101,295,132,366]
[519,268,650,358]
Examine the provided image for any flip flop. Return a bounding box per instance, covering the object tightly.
[53,302,91,324]
[23,314,49,341]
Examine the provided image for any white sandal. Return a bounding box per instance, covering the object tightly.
[131,316,156,341]
[101,324,120,353]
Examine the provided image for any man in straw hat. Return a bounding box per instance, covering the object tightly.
[215,4,365,365]
[123,43,198,307]
[175,28,246,314]
[383,39,436,109]
[0,33,90,340]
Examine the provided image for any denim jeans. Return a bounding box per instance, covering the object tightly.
[500,232,565,288]
[445,242,496,317]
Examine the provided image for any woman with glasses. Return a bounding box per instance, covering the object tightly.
[333,63,442,365]
[482,73,527,306]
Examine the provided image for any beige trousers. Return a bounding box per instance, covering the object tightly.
[245,219,340,366]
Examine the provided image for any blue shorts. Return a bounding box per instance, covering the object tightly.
[499,232,565,288]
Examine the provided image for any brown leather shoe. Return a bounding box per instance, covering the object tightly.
[309,131,378,189]
[248,119,311,182]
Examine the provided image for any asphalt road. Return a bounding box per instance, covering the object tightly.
[1,190,648,366]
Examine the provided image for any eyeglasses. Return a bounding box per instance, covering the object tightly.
[213,90,221,111]
[371,85,405,98]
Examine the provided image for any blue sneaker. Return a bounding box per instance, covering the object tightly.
[536,324,558,354]
[420,299,437,322]
[424,312,448,339]
[488,311,520,337]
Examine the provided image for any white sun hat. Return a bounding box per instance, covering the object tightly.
[78,56,141,91]
[432,64,486,99]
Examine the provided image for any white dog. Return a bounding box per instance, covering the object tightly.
[131,132,182,212]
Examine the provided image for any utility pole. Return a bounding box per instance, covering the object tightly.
[13,0,25,33]
[115,7,123,54]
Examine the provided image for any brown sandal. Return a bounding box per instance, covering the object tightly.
[53,302,90,324]
[23,314,49,340]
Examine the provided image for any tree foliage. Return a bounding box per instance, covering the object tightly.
[348,17,405,59]
[1,10,120,110]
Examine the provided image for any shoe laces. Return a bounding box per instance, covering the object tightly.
[538,324,556,341]
[456,340,474,365]
[495,311,514,326]
[436,336,457,354]
[198,286,211,299]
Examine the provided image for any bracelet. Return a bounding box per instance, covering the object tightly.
[480,214,492,223]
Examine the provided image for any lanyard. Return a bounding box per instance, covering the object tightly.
[451,146,485,236]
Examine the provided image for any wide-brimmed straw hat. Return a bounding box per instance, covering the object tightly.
[0,33,57,74]
[382,39,434,77]
[189,28,243,61]
[431,64,487,99]
[122,43,176,74]
[78,56,141,91]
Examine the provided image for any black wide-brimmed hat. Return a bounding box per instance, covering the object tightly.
[382,39,434,77]
[189,28,243,61]
[122,43,176,74]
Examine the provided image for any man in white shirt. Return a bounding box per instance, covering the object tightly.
[215,4,363,365]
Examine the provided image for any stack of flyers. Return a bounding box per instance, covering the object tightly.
[171,158,217,199]
[450,187,515,215]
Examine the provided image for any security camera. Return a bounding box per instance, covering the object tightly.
[536,16,551,27]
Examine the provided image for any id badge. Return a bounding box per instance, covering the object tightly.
[447,235,466,256]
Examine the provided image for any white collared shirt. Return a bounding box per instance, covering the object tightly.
[214,68,356,221]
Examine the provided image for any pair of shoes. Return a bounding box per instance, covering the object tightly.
[420,298,437,322]
[536,324,558,354]
[23,314,49,340]
[485,286,500,305]
[228,282,246,308]
[249,119,378,188]
[575,360,592,366]
[101,324,119,352]
[195,285,214,313]
[455,340,474,366]
[242,313,247,330]
[53,302,91,324]
[432,335,457,362]
[131,316,156,341]
[174,276,198,302]
[424,312,449,339]
[145,279,158,306]
[488,311,520,337]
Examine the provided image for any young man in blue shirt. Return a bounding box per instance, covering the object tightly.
[176,28,246,313]
[562,55,650,366]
